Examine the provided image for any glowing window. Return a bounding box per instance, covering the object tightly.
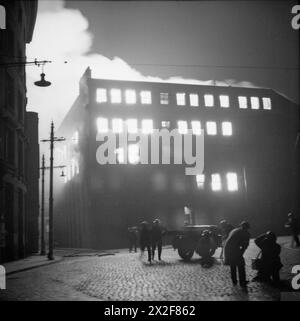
[160,93,169,105]
[161,121,170,128]
[177,121,188,134]
[73,131,79,144]
[262,97,272,110]
[97,117,108,133]
[115,148,125,164]
[251,97,260,109]
[96,88,107,103]
[220,95,229,108]
[206,121,217,135]
[222,122,232,136]
[226,172,238,191]
[125,89,136,104]
[176,93,186,106]
[238,96,248,109]
[191,121,201,135]
[204,94,214,107]
[211,173,222,191]
[112,118,123,133]
[140,91,152,104]
[110,89,121,104]
[142,119,153,134]
[190,94,199,107]
[196,174,205,189]
[128,144,140,164]
[126,119,138,134]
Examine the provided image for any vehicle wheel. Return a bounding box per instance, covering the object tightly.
[178,248,194,261]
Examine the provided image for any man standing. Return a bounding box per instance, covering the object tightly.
[285,213,300,247]
[151,219,164,261]
[224,221,251,287]
[139,221,152,262]
[219,220,234,259]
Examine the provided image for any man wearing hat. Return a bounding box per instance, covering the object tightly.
[224,221,251,287]
[151,219,165,260]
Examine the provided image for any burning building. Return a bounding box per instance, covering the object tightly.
[54,67,299,250]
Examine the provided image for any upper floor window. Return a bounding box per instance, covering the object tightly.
[211,173,222,191]
[141,119,154,134]
[126,118,138,134]
[110,89,122,104]
[161,121,170,128]
[125,89,136,104]
[96,88,107,103]
[226,172,238,191]
[140,91,152,104]
[160,93,169,105]
[97,117,108,133]
[238,96,248,109]
[177,120,188,134]
[189,94,199,107]
[251,97,260,110]
[204,94,214,107]
[176,93,186,106]
[112,118,123,133]
[0,5,6,29]
[262,97,272,110]
[196,174,205,189]
[219,95,229,108]
[206,121,217,135]
[128,144,140,164]
[191,121,201,135]
[221,122,232,136]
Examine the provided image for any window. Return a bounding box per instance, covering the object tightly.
[206,121,217,135]
[196,174,205,189]
[97,117,108,133]
[222,122,232,136]
[0,5,6,29]
[204,94,214,107]
[251,97,260,110]
[96,88,107,103]
[177,121,188,134]
[160,93,169,105]
[73,131,79,144]
[176,93,186,106]
[141,119,153,134]
[161,121,170,128]
[110,89,121,104]
[140,91,152,104]
[226,172,238,191]
[115,148,125,164]
[128,144,140,164]
[238,96,248,109]
[262,97,272,110]
[125,89,136,104]
[126,119,138,134]
[191,121,201,135]
[189,94,199,107]
[211,173,222,191]
[112,118,123,133]
[219,95,229,108]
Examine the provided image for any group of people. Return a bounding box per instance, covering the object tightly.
[128,219,166,262]
[221,212,299,288]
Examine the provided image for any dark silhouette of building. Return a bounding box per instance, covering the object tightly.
[0,1,38,262]
[54,67,299,250]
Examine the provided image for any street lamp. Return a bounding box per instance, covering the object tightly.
[41,122,66,260]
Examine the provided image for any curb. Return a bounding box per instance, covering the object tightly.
[6,256,64,276]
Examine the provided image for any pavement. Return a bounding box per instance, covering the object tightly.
[0,236,299,301]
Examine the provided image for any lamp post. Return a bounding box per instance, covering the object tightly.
[41,122,65,260]
[40,154,66,257]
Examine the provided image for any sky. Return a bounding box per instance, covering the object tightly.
[26,0,299,141]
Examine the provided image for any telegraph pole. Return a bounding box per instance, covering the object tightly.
[40,154,46,255]
[41,121,65,260]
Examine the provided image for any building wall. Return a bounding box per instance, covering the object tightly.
[0,0,38,262]
[55,69,299,250]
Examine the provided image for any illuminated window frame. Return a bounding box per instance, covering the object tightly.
[219,95,230,108]
[96,88,107,103]
[126,118,138,134]
[251,96,260,110]
[226,172,238,192]
[110,89,122,104]
[206,121,217,136]
[125,89,136,104]
[221,122,232,136]
[141,119,154,134]
[97,117,109,133]
[140,91,152,104]
[191,121,201,135]
[204,94,214,107]
[176,93,186,106]
[238,96,248,109]
[177,120,188,134]
[211,173,222,191]
[262,97,272,110]
[196,174,205,189]
[189,94,199,107]
[112,118,123,133]
[160,93,169,105]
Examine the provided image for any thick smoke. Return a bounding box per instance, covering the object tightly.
[26,0,257,140]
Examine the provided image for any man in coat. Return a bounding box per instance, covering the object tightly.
[224,221,250,287]
[151,219,165,260]
[139,221,152,262]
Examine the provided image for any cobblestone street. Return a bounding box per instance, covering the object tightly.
[1,238,299,301]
